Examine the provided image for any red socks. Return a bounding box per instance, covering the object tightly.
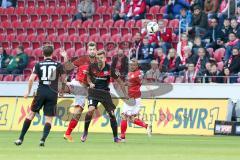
[120,119,127,139]
[65,118,78,135]
[134,118,148,129]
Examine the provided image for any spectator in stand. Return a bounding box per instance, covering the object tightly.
[133,32,142,49]
[221,18,232,43]
[0,46,28,75]
[0,0,16,8]
[196,47,209,74]
[155,47,168,72]
[124,0,146,21]
[204,0,219,18]
[230,18,240,38]
[203,17,225,50]
[218,0,236,25]
[205,62,222,83]
[0,46,11,73]
[179,62,199,83]
[191,5,208,37]
[167,48,182,73]
[111,49,129,80]
[192,36,205,55]
[164,0,190,20]
[131,37,154,72]
[236,4,240,23]
[113,0,130,21]
[224,32,240,61]
[145,60,161,82]
[225,47,240,76]
[177,33,193,60]
[151,20,172,54]
[178,7,192,34]
[184,46,198,65]
[73,0,95,22]
[218,67,231,83]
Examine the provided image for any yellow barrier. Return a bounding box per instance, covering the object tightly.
[0,97,230,135]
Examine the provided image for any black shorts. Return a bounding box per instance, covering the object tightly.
[31,87,58,116]
[88,88,116,112]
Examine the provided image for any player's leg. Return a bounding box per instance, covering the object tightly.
[39,116,53,147]
[120,114,128,141]
[81,98,97,142]
[15,93,43,146]
[106,109,121,143]
[14,111,36,145]
[64,94,85,142]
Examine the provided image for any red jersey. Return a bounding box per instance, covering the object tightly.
[76,64,88,84]
[128,69,143,98]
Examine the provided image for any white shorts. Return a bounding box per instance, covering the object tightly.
[122,98,141,116]
[67,79,87,108]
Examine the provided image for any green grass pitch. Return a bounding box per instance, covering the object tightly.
[0,131,240,160]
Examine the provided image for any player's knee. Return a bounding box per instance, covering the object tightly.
[45,116,53,124]
[74,105,84,113]
[108,110,116,120]
[128,116,135,123]
[27,111,36,120]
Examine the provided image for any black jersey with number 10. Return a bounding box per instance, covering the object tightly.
[33,58,64,93]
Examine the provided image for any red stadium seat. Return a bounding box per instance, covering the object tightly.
[100,0,110,6]
[96,42,104,50]
[114,20,125,28]
[32,41,41,49]
[74,42,84,50]
[217,61,224,71]
[46,33,57,41]
[120,27,130,36]
[101,34,111,42]
[122,33,132,42]
[66,48,75,58]
[30,14,39,22]
[69,34,79,42]
[26,28,34,35]
[53,41,61,49]
[111,34,121,43]
[6,28,14,35]
[26,33,37,41]
[1,41,9,48]
[24,47,33,56]
[30,21,41,28]
[48,0,56,7]
[96,6,107,15]
[59,0,67,7]
[79,33,89,43]
[3,75,14,81]
[25,6,35,14]
[16,33,26,42]
[102,13,111,21]
[27,0,35,7]
[27,60,37,69]
[16,28,25,35]
[17,0,25,7]
[36,33,46,42]
[93,19,103,28]
[146,14,154,20]
[149,5,160,14]
[20,14,28,22]
[75,48,87,57]
[46,28,55,35]
[57,28,65,36]
[135,20,142,28]
[65,6,76,14]
[62,20,72,28]
[45,7,55,15]
[0,34,5,41]
[131,27,140,35]
[12,21,22,28]
[71,20,82,28]
[168,19,179,29]
[0,15,8,22]
[103,19,114,28]
[214,48,226,62]
[10,15,18,22]
[22,21,31,28]
[6,33,15,42]
[63,41,72,50]
[5,7,14,14]
[41,20,51,28]
[89,27,98,36]
[35,7,45,15]
[156,13,163,20]
[52,20,62,28]
[107,6,114,14]
[0,74,4,81]
[55,6,66,15]
[93,14,101,21]
[160,5,166,14]
[82,19,93,28]
[110,27,119,35]
[22,41,31,48]
[40,15,49,22]
[1,21,11,28]
[125,20,135,28]
[67,27,76,35]
[89,34,100,42]
[37,0,45,7]
[99,27,108,36]
[33,48,43,57]
[0,7,4,14]
[12,42,20,49]
[58,33,69,42]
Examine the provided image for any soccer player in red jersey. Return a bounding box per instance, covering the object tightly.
[62,42,97,142]
[120,58,152,142]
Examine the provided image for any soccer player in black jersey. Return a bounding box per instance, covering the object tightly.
[81,50,128,143]
[14,45,66,147]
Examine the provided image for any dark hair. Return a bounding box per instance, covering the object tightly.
[96,50,106,56]
[42,45,54,57]
[232,47,239,51]
[229,32,236,36]
[17,46,24,52]
[0,45,7,55]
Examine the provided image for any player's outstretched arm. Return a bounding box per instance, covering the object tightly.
[24,73,37,98]
[60,48,68,62]
[116,78,129,99]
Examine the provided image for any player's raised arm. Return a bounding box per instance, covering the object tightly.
[115,75,129,99]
